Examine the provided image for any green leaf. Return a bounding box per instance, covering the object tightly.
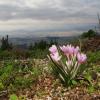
[84,73,92,84]
[0,82,4,90]
[88,85,95,93]
[72,80,77,85]
[9,94,18,100]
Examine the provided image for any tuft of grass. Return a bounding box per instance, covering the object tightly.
[0,60,42,92]
[87,51,100,64]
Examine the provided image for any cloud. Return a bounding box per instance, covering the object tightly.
[0,0,100,37]
[0,0,100,21]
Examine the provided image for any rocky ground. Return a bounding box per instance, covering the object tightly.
[16,76,100,100]
[82,36,100,52]
[0,36,100,100]
[0,59,99,100]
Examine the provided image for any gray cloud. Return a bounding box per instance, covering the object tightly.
[0,0,99,21]
[0,0,100,37]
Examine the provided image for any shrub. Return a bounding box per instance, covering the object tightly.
[0,35,12,51]
[82,29,96,38]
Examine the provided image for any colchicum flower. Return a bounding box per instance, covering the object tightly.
[66,45,74,55]
[49,45,61,62]
[77,53,87,64]
[60,45,80,56]
[73,46,80,55]
[60,45,68,54]
[49,45,58,54]
[50,52,61,62]
[49,44,87,86]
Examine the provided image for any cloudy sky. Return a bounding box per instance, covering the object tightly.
[0,0,100,37]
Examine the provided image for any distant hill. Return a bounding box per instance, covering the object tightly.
[0,35,80,49]
[8,35,79,46]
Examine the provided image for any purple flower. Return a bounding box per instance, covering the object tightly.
[49,45,57,54]
[50,52,61,62]
[60,45,80,56]
[60,45,73,54]
[60,45,68,53]
[73,46,80,55]
[77,53,87,64]
[66,45,75,55]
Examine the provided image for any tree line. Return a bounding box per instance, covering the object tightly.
[0,35,58,51]
[0,29,98,51]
